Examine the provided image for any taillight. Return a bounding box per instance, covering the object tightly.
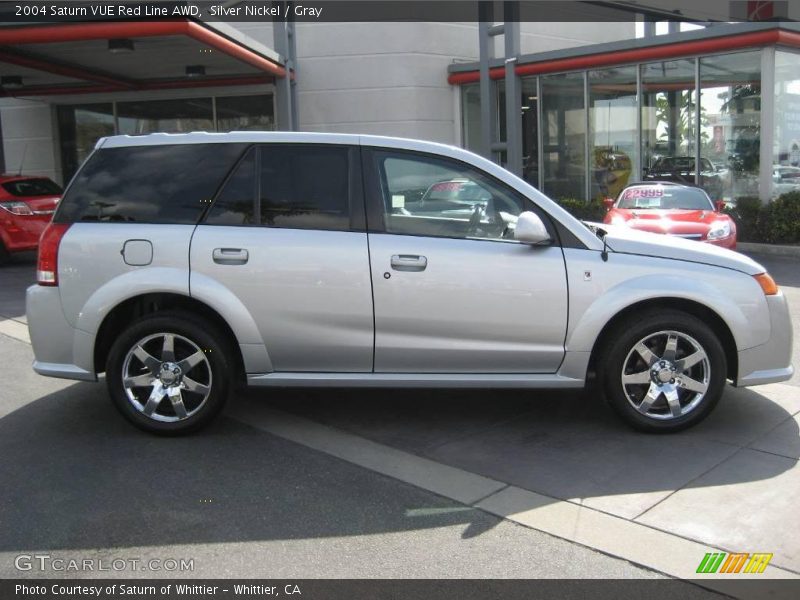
[37,223,70,286]
[0,201,34,215]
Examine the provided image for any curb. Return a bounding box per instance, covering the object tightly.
[738,242,800,258]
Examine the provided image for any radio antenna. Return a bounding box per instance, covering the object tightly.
[17,143,28,176]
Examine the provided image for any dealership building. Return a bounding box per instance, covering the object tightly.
[0,12,798,205]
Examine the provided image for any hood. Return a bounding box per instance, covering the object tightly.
[594,222,763,275]
[613,208,721,224]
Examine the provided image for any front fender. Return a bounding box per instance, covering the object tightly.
[565,254,770,354]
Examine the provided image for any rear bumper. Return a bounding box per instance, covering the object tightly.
[1,214,49,251]
[26,284,97,381]
[736,292,794,386]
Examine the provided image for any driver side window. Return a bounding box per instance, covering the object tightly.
[374,151,526,242]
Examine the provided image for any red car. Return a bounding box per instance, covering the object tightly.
[603,182,736,250]
[0,174,62,265]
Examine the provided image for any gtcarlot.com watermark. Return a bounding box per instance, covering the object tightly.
[15,554,194,573]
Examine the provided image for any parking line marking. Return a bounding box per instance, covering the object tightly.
[0,317,30,344]
[228,399,800,589]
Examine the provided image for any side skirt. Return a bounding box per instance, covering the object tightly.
[246,372,585,389]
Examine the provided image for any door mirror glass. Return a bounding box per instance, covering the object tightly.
[514,211,551,245]
[603,197,615,210]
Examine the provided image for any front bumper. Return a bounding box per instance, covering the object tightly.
[26,284,96,381]
[736,292,794,386]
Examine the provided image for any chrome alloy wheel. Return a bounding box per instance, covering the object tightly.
[121,333,212,423]
[620,330,710,420]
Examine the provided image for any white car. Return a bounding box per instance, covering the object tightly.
[772,165,800,199]
[26,132,794,434]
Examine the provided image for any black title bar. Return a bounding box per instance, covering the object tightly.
[0,1,789,24]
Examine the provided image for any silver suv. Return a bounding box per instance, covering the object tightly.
[26,132,794,434]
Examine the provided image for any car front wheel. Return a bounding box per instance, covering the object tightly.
[106,312,232,435]
[602,310,727,432]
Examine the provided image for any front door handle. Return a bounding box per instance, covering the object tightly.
[212,248,249,265]
[391,254,427,272]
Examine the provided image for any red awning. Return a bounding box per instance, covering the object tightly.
[0,20,287,97]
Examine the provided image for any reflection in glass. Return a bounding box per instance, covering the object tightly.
[589,66,637,201]
[117,98,213,135]
[461,84,482,154]
[205,149,257,225]
[542,72,585,201]
[216,95,274,132]
[521,77,539,189]
[774,51,800,200]
[641,59,697,185]
[700,52,761,203]
[56,103,114,182]
[259,146,350,231]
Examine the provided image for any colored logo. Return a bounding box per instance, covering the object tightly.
[696,552,773,574]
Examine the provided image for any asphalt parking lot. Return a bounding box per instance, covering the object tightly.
[0,250,798,591]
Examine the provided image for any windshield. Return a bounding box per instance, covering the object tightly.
[652,157,712,171]
[616,186,714,210]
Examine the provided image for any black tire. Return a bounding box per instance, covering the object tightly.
[600,310,727,433]
[105,311,232,435]
[0,240,10,266]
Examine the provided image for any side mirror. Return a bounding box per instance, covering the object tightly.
[515,211,551,245]
[603,197,615,210]
[714,200,725,212]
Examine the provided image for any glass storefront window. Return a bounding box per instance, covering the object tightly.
[56,103,115,183]
[641,59,697,185]
[57,94,274,184]
[521,77,539,188]
[216,95,274,131]
[542,72,585,201]
[461,84,482,154]
[774,50,800,200]
[699,52,761,203]
[589,65,637,201]
[117,97,213,135]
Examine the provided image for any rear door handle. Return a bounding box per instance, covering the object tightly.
[390,254,427,272]
[212,248,249,265]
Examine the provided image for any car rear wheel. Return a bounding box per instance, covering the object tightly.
[105,311,232,435]
[601,310,727,432]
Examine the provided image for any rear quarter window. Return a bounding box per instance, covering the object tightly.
[55,143,247,224]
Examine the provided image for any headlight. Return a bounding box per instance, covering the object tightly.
[611,215,628,226]
[707,220,731,239]
[0,201,33,216]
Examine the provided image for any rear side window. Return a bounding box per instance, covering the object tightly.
[205,144,352,231]
[204,148,257,226]
[55,143,247,224]
[2,178,63,197]
[260,145,349,230]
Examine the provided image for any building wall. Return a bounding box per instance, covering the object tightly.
[237,21,635,144]
[0,98,58,181]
